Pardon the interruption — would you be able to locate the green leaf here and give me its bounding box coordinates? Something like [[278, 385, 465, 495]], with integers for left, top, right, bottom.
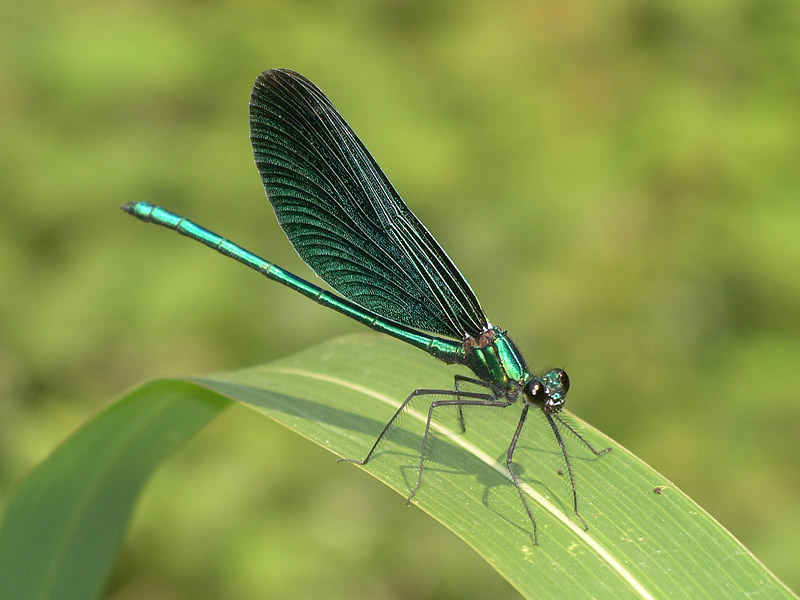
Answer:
[[0, 382, 231, 600], [0, 335, 795, 599]]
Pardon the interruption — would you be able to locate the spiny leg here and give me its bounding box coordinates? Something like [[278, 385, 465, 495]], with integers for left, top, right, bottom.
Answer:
[[544, 413, 589, 531], [554, 414, 612, 456], [407, 395, 514, 505], [339, 386, 497, 467], [506, 404, 540, 545]]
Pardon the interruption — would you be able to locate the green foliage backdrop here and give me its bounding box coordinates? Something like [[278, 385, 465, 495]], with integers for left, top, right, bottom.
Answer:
[[2, 1, 798, 598]]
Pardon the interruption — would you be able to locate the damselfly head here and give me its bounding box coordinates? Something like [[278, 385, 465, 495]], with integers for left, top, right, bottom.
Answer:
[[523, 368, 569, 412]]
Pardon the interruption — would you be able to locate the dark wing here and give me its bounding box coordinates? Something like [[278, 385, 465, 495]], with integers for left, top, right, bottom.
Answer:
[[249, 69, 487, 339]]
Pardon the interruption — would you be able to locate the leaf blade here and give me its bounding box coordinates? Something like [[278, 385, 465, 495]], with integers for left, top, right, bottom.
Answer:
[[192, 335, 795, 599], [0, 335, 794, 599], [0, 383, 231, 600]]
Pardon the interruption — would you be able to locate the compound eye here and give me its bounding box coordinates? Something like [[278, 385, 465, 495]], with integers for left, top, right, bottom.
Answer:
[[524, 380, 547, 405], [555, 369, 570, 393]]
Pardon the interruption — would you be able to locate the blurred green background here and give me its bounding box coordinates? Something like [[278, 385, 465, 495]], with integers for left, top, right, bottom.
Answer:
[[2, 1, 799, 598]]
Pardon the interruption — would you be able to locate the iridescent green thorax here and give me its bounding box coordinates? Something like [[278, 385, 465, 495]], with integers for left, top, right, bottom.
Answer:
[[464, 327, 530, 391]]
